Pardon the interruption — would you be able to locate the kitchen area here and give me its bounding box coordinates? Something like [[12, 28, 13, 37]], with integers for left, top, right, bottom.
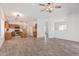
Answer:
[[5, 21, 37, 40]]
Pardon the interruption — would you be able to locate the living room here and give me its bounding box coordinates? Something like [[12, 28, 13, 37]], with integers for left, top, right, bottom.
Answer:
[[0, 3, 79, 56]]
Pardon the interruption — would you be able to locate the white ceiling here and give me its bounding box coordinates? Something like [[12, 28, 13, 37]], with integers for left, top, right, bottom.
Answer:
[[0, 3, 79, 22]]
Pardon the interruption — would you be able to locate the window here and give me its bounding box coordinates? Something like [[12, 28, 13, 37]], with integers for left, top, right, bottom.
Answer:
[[59, 24, 67, 31]]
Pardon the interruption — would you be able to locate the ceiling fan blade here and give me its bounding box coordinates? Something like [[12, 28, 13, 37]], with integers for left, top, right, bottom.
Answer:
[[55, 6, 61, 8], [40, 8, 46, 12], [39, 4, 45, 6]]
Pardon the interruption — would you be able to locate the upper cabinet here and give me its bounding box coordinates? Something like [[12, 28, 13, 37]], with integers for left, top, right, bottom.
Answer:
[[5, 21, 10, 29]]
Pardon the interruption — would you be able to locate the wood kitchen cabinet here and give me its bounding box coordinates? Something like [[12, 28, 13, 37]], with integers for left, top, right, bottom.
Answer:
[[5, 32, 12, 40], [5, 21, 10, 29], [33, 24, 37, 38], [20, 32, 27, 38], [33, 31, 37, 38]]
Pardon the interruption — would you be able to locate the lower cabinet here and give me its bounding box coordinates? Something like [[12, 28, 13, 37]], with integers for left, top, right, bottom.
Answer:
[[20, 32, 27, 38], [5, 32, 12, 40], [33, 31, 37, 38]]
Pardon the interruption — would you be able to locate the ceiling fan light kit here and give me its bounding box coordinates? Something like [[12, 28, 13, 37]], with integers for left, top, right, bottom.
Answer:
[[39, 3, 62, 13]]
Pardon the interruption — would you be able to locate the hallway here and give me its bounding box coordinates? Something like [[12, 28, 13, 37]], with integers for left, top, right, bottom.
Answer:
[[0, 37, 79, 56]]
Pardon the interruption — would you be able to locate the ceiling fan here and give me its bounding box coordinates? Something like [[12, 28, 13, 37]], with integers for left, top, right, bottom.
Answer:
[[39, 3, 62, 13]]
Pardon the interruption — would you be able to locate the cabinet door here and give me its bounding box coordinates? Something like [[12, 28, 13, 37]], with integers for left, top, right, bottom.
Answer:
[[5, 32, 12, 40], [5, 21, 9, 29], [33, 31, 37, 38]]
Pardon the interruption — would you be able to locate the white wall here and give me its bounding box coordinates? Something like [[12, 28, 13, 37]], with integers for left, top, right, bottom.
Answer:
[[55, 14, 79, 42], [37, 14, 79, 42], [26, 23, 33, 36], [26, 21, 37, 36], [0, 19, 4, 48], [37, 19, 46, 38], [0, 7, 6, 48]]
